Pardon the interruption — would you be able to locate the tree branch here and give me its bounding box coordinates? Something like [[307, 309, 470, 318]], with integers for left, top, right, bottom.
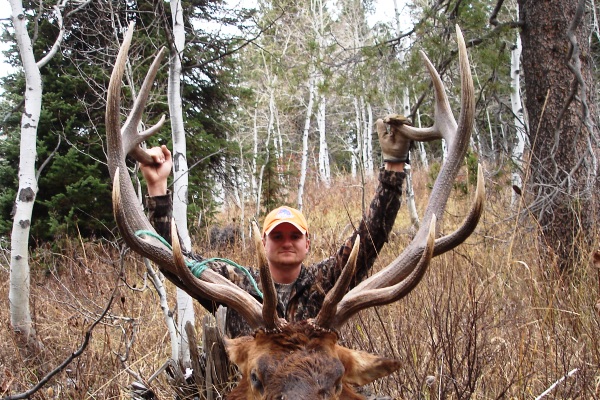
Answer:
[[37, 0, 92, 69], [35, 135, 61, 180], [489, 0, 507, 26], [183, 10, 285, 71], [551, 0, 597, 187]]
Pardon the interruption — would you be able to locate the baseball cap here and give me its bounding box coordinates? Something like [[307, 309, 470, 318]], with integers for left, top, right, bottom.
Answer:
[[262, 206, 309, 236]]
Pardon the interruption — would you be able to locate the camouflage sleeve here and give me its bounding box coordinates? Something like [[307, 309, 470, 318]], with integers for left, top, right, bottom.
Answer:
[[146, 193, 173, 244], [319, 168, 405, 292]]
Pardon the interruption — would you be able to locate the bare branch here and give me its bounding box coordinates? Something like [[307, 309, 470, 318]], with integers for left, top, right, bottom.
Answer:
[[489, 0, 508, 26], [35, 135, 61, 180], [184, 10, 285, 71]]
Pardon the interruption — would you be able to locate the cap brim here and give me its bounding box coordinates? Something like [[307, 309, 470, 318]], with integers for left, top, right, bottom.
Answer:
[[264, 221, 307, 236]]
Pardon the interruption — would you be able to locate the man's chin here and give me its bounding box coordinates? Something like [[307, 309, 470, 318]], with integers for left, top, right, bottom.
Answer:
[[274, 260, 300, 269]]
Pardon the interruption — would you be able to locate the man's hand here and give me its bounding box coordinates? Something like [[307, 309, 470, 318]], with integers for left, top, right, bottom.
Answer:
[[376, 114, 412, 164], [139, 145, 172, 196]]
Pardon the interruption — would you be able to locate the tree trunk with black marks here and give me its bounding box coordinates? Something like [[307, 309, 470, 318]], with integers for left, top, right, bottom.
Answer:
[[517, 0, 600, 271], [9, 0, 44, 343]]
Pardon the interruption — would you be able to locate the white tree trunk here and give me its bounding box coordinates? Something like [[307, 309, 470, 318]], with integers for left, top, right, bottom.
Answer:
[[441, 139, 448, 162], [353, 97, 362, 169], [169, 0, 194, 365], [311, 0, 331, 186], [9, 1, 38, 339], [230, 152, 247, 245], [251, 105, 259, 205], [8, 0, 68, 342], [349, 107, 357, 180], [365, 101, 374, 175], [402, 90, 419, 228], [404, 164, 420, 229], [413, 101, 429, 169], [264, 73, 283, 164], [354, 96, 374, 177], [266, 80, 285, 184], [345, 126, 358, 179], [360, 98, 372, 176], [257, 102, 274, 213], [317, 93, 330, 186], [145, 259, 179, 360], [297, 71, 316, 211], [510, 34, 528, 206], [485, 108, 495, 161]]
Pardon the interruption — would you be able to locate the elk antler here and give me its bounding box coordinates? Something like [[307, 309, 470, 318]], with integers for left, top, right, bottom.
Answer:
[[314, 233, 361, 325], [252, 222, 287, 331], [106, 22, 275, 330], [105, 23, 166, 168], [315, 25, 484, 331]]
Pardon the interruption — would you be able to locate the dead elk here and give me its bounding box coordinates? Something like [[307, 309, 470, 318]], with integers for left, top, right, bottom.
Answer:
[[106, 22, 484, 400]]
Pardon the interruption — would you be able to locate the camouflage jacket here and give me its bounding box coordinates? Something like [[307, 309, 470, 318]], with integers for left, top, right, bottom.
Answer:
[[146, 168, 405, 337]]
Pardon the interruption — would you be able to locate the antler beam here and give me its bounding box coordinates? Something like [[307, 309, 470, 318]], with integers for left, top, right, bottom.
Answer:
[[106, 22, 269, 330]]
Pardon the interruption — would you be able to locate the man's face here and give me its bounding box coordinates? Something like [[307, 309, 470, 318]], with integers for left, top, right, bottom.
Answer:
[[263, 222, 310, 271]]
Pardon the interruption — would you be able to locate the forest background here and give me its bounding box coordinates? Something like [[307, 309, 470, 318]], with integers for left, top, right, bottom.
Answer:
[[1, 0, 600, 399]]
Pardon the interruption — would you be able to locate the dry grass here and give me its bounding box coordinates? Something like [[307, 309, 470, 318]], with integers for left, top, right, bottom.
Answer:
[[1, 166, 599, 399]]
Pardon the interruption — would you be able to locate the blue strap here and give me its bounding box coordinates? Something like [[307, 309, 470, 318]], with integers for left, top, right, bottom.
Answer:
[[134, 230, 263, 299]]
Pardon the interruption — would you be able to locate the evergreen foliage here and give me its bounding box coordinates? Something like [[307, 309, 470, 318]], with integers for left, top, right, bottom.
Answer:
[[0, 0, 250, 243]]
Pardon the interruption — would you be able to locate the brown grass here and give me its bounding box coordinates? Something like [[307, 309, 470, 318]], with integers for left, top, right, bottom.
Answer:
[[1, 167, 599, 399]]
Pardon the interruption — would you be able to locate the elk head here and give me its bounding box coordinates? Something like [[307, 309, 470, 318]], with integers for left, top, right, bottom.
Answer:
[[106, 22, 484, 400]]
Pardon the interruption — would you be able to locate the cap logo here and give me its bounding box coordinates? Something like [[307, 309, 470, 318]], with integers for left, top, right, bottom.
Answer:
[[262, 205, 308, 236], [276, 208, 294, 219]]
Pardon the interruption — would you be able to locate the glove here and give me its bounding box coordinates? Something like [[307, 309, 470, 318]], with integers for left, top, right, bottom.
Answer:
[[376, 114, 413, 163]]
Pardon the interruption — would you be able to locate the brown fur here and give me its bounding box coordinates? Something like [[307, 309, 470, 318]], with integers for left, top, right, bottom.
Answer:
[[225, 321, 400, 399]]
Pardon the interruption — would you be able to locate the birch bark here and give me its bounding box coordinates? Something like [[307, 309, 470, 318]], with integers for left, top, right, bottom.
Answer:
[[8, 0, 69, 342], [510, 34, 527, 207], [168, 0, 194, 364], [297, 71, 315, 211], [317, 94, 331, 186], [402, 89, 419, 228]]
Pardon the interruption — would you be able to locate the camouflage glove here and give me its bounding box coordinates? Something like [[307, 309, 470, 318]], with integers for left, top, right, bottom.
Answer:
[[376, 114, 413, 164]]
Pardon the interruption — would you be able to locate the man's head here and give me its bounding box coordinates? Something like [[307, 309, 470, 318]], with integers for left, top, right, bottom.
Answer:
[[262, 207, 310, 284], [262, 206, 309, 237]]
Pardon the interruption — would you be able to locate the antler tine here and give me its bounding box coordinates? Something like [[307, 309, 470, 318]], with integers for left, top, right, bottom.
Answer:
[[106, 22, 167, 167], [391, 25, 473, 149], [402, 25, 474, 233], [107, 24, 267, 330], [314, 235, 360, 328], [252, 223, 286, 331], [320, 25, 479, 329], [323, 217, 436, 331], [121, 44, 167, 164], [433, 164, 485, 256]]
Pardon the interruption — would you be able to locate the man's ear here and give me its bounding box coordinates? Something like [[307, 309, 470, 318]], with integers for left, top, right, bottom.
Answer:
[[336, 345, 401, 386]]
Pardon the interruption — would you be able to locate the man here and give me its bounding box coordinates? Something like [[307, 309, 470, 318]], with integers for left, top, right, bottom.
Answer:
[[140, 116, 410, 338]]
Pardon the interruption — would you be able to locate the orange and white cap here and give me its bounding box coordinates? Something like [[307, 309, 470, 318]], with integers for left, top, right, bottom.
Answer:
[[262, 206, 309, 236]]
